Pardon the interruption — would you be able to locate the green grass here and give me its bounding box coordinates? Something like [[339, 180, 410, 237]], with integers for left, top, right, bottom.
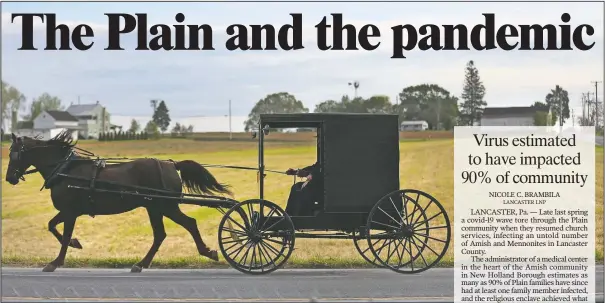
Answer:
[[1, 134, 603, 269]]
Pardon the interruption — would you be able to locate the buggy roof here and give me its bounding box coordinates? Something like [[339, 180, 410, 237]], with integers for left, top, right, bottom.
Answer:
[[259, 113, 398, 128]]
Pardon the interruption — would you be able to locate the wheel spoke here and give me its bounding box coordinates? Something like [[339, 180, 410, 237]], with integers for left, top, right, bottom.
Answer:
[[410, 237, 429, 268], [413, 211, 443, 228], [395, 238, 405, 267], [263, 217, 285, 232], [258, 208, 277, 230], [413, 232, 447, 243], [412, 200, 433, 226], [222, 227, 247, 236], [370, 220, 399, 230], [415, 225, 448, 231], [389, 197, 406, 225], [406, 193, 420, 225], [413, 234, 441, 257], [377, 207, 402, 227], [226, 214, 248, 232]]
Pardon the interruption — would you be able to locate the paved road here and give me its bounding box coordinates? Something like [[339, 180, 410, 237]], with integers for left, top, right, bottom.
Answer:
[[2, 267, 604, 302], [597, 136, 604, 146]]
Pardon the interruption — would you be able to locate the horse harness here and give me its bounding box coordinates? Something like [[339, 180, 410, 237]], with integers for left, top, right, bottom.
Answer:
[[87, 159, 106, 218]]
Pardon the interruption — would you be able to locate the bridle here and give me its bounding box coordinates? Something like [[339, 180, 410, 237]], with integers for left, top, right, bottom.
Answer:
[[8, 141, 95, 182]]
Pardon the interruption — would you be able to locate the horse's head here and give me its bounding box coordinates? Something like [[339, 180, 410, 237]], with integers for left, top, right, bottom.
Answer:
[[5, 131, 76, 185]]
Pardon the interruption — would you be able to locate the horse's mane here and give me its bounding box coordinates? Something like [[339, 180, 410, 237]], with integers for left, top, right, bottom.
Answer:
[[45, 130, 77, 148]]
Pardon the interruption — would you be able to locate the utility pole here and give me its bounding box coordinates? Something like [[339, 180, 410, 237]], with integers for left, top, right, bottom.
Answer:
[[592, 81, 602, 130], [586, 92, 592, 126], [582, 93, 587, 126], [437, 98, 441, 131], [229, 100, 232, 140], [558, 90, 563, 132]]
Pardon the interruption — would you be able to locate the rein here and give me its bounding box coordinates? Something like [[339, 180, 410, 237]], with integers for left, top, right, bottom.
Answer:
[[17, 146, 288, 178]]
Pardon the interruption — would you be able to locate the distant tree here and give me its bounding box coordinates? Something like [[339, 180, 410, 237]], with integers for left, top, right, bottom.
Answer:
[[545, 85, 570, 128], [394, 84, 459, 130], [171, 122, 182, 137], [152, 100, 171, 133], [459, 60, 487, 126], [128, 119, 140, 133], [1, 81, 26, 132], [314, 95, 395, 114], [186, 124, 194, 133], [532, 101, 551, 126], [363, 95, 393, 113], [244, 92, 309, 132], [145, 120, 161, 139], [23, 93, 63, 121], [314, 99, 345, 113]]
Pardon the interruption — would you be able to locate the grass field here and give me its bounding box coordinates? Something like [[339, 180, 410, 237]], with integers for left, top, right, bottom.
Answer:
[[1, 132, 603, 269]]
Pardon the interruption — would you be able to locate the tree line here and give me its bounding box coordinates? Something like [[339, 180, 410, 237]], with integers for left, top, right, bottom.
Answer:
[[243, 60, 581, 132]]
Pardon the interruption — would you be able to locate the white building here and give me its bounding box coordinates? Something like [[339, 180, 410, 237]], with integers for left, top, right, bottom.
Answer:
[[66, 101, 111, 139], [480, 106, 551, 126], [400, 120, 429, 131], [14, 110, 80, 141]]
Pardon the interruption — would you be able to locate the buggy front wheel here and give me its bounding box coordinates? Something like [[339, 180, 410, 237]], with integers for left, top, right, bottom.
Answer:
[[352, 228, 384, 268], [218, 199, 295, 275], [366, 189, 451, 274]]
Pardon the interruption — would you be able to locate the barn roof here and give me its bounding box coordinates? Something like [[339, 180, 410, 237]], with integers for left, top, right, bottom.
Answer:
[[45, 110, 79, 122], [482, 106, 538, 116], [16, 121, 33, 129], [66, 103, 102, 116]]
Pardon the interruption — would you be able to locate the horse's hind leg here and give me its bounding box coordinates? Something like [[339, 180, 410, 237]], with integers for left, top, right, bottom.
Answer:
[[43, 213, 78, 272], [48, 212, 82, 249], [131, 207, 166, 273], [164, 206, 219, 262]]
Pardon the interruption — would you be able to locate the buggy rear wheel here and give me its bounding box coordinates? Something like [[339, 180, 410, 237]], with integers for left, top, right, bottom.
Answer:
[[352, 229, 384, 268], [218, 199, 295, 275], [366, 189, 451, 274]]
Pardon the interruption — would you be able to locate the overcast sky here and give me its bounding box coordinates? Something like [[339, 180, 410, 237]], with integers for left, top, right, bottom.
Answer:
[[2, 2, 603, 121]]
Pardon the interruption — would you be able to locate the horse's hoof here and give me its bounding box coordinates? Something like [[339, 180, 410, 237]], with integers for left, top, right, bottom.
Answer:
[[205, 250, 219, 262], [42, 263, 57, 272], [131, 265, 143, 273], [70, 238, 83, 249]]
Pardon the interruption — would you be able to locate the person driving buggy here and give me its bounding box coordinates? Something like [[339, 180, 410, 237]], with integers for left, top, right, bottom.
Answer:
[[284, 162, 322, 216]]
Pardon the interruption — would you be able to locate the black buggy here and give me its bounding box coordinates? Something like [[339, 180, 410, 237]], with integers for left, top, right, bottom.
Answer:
[[217, 113, 452, 275]]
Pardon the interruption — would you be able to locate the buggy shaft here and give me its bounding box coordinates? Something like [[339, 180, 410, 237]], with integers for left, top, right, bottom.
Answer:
[[57, 173, 236, 202], [67, 185, 238, 209]]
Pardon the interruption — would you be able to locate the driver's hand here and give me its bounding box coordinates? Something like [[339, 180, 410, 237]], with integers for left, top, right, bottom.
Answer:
[[286, 168, 297, 175]]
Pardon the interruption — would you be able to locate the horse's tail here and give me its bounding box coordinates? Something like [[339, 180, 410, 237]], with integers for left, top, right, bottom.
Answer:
[[174, 160, 232, 196]]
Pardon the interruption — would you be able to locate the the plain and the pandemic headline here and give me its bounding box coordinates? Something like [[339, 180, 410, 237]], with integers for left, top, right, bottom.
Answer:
[[11, 12, 596, 58]]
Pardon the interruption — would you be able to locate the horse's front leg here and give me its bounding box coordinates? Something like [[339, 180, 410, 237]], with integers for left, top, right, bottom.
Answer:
[[43, 213, 78, 272], [48, 212, 83, 249]]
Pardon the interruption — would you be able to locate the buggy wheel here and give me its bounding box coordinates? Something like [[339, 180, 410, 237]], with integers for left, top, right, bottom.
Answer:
[[352, 229, 384, 268], [218, 199, 295, 275], [366, 189, 451, 274]]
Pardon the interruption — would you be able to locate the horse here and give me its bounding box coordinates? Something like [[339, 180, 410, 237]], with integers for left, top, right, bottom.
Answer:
[[4, 131, 233, 273]]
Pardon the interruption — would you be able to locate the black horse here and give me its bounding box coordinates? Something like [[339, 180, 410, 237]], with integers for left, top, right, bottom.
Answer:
[[4, 131, 232, 273]]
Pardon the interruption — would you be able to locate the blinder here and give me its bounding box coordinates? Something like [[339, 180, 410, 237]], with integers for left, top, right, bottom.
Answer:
[[9, 150, 20, 161]]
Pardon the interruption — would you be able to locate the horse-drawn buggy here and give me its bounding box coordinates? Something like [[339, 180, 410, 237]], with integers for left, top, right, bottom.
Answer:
[[5, 113, 451, 275]]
